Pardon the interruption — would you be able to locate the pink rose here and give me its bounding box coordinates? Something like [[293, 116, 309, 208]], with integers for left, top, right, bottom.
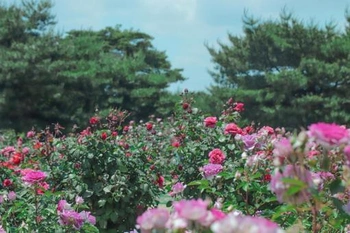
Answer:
[[173, 199, 208, 221], [137, 208, 170, 231], [224, 123, 242, 136], [22, 170, 47, 184], [208, 148, 226, 164], [308, 122, 349, 147], [204, 117, 217, 128]]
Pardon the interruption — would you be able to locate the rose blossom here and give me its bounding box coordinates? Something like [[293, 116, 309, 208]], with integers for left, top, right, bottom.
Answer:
[[22, 170, 47, 184], [58, 210, 85, 230], [224, 123, 242, 136], [204, 117, 217, 128], [169, 182, 186, 196], [241, 134, 258, 151], [270, 165, 314, 205], [208, 148, 226, 164], [202, 164, 223, 179], [136, 208, 170, 232], [273, 138, 293, 158], [57, 200, 72, 212], [308, 122, 349, 147], [211, 214, 283, 233], [173, 199, 208, 221], [7, 191, 16, 201]]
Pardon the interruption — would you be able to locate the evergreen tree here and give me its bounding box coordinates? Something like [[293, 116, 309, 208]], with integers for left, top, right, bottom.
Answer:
[[207, 9, 350, 129], [0, 0, 184, 132]]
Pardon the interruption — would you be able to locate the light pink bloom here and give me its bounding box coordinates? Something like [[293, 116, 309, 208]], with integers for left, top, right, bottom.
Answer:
[[204, 117, 217, 128], [170, 182, 186, 196], [270, 165, 313, 205], [80, 211, 96, 225], [26, 130, 36, 138], [21, 147, 30, 155], [57, 200, 72, 212], [22, 170, 47, 184], [173, 199, 208, 221], [308, 122, 349, 147], [1, 146, 16, 157], [7, 191, 16, 201], [211, 214, 283, 233], [208, 148, 226, 164], [75, 196, 84, 205], [0, 225, 5, 233], [136, 208, 170, 232], [273, 138, 293, 158]]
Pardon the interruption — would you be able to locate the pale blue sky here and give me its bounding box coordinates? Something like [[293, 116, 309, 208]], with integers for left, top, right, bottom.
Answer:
[[50, 0, 349, 91]]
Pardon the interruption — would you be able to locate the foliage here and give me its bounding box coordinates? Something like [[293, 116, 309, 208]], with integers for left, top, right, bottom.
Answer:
[[206, 9, 350, 129], [0, 0, 184, 132]]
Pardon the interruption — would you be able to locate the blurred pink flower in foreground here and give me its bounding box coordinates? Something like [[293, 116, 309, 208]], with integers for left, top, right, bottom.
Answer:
[[308, 122, 349, 147]]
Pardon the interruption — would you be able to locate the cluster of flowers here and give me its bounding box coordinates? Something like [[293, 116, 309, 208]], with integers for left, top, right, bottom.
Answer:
[[57, 199, 96, 230], [135, 199, 284, 233], [270, 122, 350, 206]]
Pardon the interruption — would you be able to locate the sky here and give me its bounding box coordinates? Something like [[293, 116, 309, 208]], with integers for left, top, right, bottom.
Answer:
[[49, 0, 349, 91]]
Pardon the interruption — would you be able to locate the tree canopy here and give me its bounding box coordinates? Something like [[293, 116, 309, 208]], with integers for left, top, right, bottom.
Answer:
[[207, 9, 350, 129], [0, 0, 184, 132]]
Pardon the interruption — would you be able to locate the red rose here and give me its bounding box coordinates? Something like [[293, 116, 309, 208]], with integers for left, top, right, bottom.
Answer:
[[3, 178, 12, 187], [101, 132, 108, 140], [89, 116, 99, 125], [146, 122, 153, 131], [182, 103, 189, 110]]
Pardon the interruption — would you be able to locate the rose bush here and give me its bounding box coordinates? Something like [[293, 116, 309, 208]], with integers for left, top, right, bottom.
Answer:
[[0, 90, 350, 232]]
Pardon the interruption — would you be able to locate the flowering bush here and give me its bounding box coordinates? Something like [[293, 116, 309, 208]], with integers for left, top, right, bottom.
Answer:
[[0, 90, 350, 232]]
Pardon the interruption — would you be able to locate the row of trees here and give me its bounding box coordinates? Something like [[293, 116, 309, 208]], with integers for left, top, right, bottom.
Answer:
[[1, 1, 350, 132], [0, 0, 184, 131]]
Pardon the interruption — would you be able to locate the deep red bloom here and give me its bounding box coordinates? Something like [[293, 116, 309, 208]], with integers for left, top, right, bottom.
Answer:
[[101, 132, 108, 140], [89, 116, 99, 125], [146, 122, 153, 131], [3, 179, 12, 187], [263, 174, 271, 182], [182, 103, 189, 110], [156, 175, 165, 188], [112, 131, 118, 137]]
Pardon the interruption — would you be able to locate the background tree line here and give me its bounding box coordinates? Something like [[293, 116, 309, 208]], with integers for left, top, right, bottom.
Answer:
[[1, 1, 349, 132]]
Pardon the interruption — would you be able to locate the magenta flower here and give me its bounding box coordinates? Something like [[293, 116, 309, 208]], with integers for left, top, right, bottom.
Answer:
[[58, 210, 85, 230], [202, 164, 223, 179], [204, 117, 217, 128], [308, 122, 349, 147], [0, 225, 5, 233], [22, 170, 47, 184], [173, 199, 208, 221], [136, 208, 170, 232], [270, 165, 314, 205], [208, 148, 226, 164]]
